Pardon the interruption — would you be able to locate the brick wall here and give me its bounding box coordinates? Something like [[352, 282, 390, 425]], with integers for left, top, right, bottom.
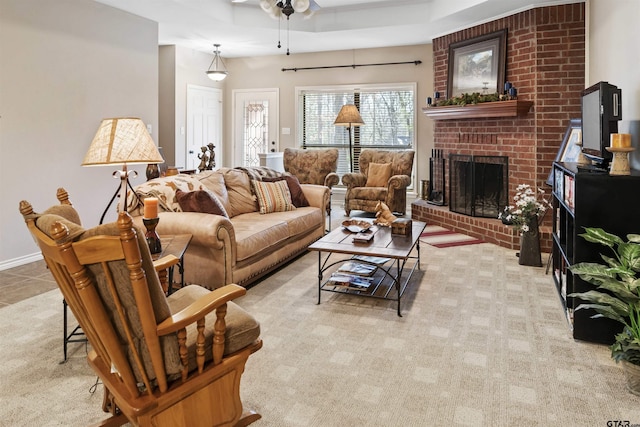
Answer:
[[414, 3, 585, 253]]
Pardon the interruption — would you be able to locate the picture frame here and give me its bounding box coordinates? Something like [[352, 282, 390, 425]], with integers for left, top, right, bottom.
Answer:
[[545, 118, 582, 186], [447, 29, 507, 98], [556, 118, 583, 163]]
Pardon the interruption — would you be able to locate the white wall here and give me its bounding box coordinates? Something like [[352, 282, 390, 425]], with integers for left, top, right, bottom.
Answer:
[[587, 0, 640, 167], [0, 0, 158, 268]]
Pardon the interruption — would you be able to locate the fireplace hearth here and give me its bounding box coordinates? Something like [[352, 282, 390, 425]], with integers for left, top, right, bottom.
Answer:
[[449, 155, 508, 218]]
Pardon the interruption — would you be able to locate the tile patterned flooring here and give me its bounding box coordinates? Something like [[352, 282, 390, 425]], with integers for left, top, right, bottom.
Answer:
[[0, 260, 58, 307]]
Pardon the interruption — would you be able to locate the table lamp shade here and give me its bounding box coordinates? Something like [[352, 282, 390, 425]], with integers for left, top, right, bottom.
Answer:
[[82, 118, 164, 166], [334, 104, 364, 127]]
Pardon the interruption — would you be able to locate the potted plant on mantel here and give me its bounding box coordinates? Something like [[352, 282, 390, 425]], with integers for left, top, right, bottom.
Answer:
[[569, 227, 640, 396]]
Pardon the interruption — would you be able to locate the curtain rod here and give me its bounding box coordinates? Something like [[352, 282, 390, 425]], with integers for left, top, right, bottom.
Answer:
[[282, 60, 422, 72]]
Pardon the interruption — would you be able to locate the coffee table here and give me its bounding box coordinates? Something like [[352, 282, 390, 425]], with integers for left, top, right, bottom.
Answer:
[[308, 219, 426, 316]]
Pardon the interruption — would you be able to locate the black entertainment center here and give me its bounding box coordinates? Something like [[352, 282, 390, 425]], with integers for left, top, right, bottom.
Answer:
[[550, 81, 636, 344]]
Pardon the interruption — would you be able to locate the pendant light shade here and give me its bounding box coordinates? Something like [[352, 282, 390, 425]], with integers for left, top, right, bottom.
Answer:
[[206, 44, 228, 81]]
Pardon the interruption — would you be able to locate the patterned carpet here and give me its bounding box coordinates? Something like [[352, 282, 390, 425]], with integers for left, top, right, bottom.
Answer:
[[1, 243, 639, 426]]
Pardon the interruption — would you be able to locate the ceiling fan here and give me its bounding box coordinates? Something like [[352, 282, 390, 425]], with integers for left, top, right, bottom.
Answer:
[[232, 0, 321, 54], [232, 0, 320, 19]]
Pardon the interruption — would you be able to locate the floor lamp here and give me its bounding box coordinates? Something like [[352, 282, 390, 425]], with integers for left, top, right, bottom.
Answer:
[[82, 118, 164, 223], [334, 104, 364, 172]]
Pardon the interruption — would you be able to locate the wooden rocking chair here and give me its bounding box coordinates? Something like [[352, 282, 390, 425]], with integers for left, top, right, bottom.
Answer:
[[19, 188, 262, 427]]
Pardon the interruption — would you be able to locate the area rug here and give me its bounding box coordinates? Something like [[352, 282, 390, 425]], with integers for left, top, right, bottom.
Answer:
[[2, 245, 638, 426], [420, 225, 485, 248]]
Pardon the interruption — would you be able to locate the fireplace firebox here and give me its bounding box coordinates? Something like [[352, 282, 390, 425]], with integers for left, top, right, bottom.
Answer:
[[449, 155, 508, 218]]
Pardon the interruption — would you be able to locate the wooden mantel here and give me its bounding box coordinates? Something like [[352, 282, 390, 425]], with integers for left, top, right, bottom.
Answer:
[[422, 99, 534, 120]]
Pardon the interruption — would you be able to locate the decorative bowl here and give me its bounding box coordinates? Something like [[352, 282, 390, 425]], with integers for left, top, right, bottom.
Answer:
[[342, 219, 372, 233]]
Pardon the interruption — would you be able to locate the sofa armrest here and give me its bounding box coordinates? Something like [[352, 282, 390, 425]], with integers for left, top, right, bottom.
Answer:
[[388, 174, 411, 190], [132, 212, 237, 287], [324, 172, 340, 189], [341, 173, 367, 189], [300, 184, 329, 211]]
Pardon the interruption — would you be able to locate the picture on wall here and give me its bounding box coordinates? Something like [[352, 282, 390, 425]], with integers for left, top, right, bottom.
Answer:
[[446, 29, 507, 98]]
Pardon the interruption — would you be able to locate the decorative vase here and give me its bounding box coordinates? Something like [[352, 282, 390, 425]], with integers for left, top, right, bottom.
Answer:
[[519, 217, 542, 267], [622, 360, 640, 396]]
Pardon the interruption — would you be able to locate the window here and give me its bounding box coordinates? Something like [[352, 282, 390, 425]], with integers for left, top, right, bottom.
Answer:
[[297, 83, 416, 176]]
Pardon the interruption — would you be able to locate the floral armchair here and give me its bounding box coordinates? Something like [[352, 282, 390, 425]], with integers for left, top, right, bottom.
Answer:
[[342, 149, 414, 216], [283, 148, 340, 228]]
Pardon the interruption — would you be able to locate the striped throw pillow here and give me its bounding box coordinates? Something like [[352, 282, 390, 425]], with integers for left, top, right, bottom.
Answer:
[[251, 179, 296, 214]]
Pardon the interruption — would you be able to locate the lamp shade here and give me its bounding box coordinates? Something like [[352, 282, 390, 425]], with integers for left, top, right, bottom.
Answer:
[[82, 118, 163, 166], [334, 104, 364, 127]]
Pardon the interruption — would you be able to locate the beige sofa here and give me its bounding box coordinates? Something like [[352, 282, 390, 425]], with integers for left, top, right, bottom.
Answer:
[[128, 167, 329, 290]]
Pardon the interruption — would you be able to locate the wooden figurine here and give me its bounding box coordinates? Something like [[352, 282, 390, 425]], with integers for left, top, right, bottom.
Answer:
[[373, 201, 397, 226]]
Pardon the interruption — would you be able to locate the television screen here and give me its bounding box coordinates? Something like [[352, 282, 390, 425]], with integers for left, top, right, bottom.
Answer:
[[580, 81, 622, 164]]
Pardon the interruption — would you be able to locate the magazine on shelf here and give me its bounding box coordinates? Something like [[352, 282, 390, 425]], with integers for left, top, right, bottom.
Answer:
[[352, 255, 391, 266], [326, 273, 375, 290], [337, 261, 377, 276]]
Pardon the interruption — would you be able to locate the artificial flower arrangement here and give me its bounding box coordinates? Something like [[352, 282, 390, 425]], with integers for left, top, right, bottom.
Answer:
[[498, 184, 551, 234]]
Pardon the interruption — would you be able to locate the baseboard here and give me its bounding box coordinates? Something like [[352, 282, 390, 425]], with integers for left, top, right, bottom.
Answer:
[[0, 252, 43, 271]]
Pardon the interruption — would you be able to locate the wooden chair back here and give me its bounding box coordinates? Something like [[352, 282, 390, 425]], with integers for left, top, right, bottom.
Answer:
[[19, 189, 262, 427]]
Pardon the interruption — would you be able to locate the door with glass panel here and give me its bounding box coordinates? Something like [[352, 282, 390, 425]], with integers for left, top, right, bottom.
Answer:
[[233, 89, 279, 167]]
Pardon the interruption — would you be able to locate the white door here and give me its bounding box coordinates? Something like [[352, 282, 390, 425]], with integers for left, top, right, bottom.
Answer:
[[187, 85, 222, 171], [233, 89, 279, 167]]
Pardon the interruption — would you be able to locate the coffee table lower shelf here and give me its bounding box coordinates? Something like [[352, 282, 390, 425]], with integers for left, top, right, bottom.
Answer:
[[316, 253, 420, 317]]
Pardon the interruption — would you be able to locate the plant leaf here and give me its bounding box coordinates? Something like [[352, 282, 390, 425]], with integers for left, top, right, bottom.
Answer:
[[579, 227, 624, 248]]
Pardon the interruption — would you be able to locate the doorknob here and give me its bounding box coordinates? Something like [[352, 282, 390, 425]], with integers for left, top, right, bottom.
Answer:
[[189, 150, 194, 154]]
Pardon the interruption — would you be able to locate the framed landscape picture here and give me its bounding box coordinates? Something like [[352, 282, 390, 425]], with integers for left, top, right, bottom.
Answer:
[[546, 118, 582, 186], [447, 29, 507, 98]]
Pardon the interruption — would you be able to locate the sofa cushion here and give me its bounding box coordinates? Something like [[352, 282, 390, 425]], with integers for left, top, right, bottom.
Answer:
[[252, 180, 296, 214], [265, 207, 323, 237], [366, 162, 392, 187], [232, 213, 290, 262], [222, 169, 257, 217], [263, 175, 309, 208], [175, 189, 228, 217]]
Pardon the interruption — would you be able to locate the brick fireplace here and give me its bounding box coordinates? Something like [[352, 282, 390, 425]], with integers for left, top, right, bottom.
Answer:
[[412, 3, 585, 253]]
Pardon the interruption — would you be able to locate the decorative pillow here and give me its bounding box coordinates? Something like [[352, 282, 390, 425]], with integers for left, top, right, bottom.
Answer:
[[251, 180, 296, 214], [366, 162, 393, 187], [222, 169, 258, 217], [262, 175, 309, 208], [195, 170, 231, 214], [128, 174, 206, 213], [175, 189, 228, 217]]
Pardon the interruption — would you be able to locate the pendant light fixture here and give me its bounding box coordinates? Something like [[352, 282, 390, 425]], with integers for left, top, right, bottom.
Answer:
[[206, 44, 228, 81]]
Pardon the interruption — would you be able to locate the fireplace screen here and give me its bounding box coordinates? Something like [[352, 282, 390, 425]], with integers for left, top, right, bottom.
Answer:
[[449, 155, 508, 218]]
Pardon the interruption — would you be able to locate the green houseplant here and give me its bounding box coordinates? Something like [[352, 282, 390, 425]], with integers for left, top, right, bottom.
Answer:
[[569, 227, 640, 395]]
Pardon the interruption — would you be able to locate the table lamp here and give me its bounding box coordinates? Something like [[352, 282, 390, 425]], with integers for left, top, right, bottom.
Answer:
[[334, 104, 364, 172], [82, 117, 164, 223]]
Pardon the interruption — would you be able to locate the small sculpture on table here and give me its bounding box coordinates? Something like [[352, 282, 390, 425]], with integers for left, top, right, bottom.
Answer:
[[197, 146, 210, 173], [373, 201, 397, 227], [207, 143, 216, 170]]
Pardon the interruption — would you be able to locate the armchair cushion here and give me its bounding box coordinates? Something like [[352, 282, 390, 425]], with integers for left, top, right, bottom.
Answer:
[[263, 175, 310, 208], [365, 162, 392, 187], [175, 189, 228, 218], [167, 285, 260, 360], [251, 180, 296, 214]]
